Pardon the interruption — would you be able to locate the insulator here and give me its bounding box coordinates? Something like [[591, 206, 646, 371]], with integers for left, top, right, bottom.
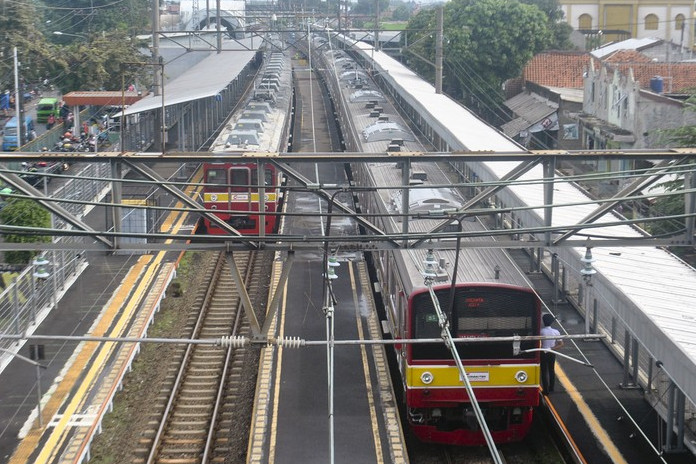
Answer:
[[218, 336, 248, 348], [276, 336, 305, 348]]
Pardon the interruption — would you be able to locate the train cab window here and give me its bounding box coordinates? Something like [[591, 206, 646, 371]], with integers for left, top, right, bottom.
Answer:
[[229, 168, 250, 192], [247, 167, 275, 191], [205, 168, 228, 186], [411, 287, 538, 360]]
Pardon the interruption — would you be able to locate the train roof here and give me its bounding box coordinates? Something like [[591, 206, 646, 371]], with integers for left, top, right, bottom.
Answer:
[[317, 37, 533, 295], [368, 161, 533, 294], [337, 33, 696, 401], [210, 49, 292, 153]]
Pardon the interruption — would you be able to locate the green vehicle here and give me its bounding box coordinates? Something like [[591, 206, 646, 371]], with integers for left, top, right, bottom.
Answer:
[[36, 97, 60, 124]]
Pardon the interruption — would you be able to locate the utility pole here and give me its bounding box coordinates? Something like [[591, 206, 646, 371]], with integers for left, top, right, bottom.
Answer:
[[153, 0, 161, 97], [435, 6, 443, 94], [153, 0, 164, 153], [13, 46, 22, 148], [374, 0, 380, 51]]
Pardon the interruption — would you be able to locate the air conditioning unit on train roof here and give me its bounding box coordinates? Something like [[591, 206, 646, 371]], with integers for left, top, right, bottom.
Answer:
[[410, 169, 427, 182]]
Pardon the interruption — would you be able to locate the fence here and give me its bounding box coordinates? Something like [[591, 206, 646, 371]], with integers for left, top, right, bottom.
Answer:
[[0, 161, 114, 374]]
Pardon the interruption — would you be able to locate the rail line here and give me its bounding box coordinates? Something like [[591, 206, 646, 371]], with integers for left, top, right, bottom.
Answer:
[[134, 250, 263, 464]]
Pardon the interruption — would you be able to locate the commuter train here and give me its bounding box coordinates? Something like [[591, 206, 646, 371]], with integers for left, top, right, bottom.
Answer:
[[201, 44, 293, 235], [310, 33, 543, 445]]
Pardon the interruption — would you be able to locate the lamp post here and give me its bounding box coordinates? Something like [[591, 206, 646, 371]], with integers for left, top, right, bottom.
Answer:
[[31, 256, 51, 326], [0, 348, 46, 427], [580, 239, 597, 336]]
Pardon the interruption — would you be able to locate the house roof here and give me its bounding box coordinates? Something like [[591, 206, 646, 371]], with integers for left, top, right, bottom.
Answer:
[[603, 50, 655, 63], [501, 92, 558, 137], [590, 38, 662, 59], [593, 57, 696, 93], [522, 51, 591, 89]]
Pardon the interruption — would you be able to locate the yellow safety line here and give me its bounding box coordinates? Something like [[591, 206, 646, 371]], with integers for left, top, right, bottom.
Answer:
[[8, 255, 153, 464], [556, 365, 628, 464], [12, 171, 204, 464], [34, 251, 165, 464], [268, 277, 289, 464], [349, 262, 385, 464], [70, 198, 195, 463]]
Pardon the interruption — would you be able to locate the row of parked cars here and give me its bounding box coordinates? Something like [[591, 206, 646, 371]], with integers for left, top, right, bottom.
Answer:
[[1, 97, 62, 151]]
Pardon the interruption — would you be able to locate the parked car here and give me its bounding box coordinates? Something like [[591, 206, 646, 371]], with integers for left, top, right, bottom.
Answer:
[[2, 115, 34, 151], [20, 161, 68, 187], [36, 97, 60, 124]]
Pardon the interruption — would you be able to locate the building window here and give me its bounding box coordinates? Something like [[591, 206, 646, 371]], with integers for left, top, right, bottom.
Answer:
[[675, 14, 685, 30], [645, 14, 659, 30], [579, 14, 592, 30]]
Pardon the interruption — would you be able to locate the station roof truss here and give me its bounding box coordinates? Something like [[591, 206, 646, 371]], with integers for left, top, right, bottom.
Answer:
[[0, 149, 694, 253]]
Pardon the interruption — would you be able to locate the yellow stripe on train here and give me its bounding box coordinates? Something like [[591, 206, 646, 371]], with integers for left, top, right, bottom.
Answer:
[[203, 192, 278, 202], [406, 365, 540, 388]]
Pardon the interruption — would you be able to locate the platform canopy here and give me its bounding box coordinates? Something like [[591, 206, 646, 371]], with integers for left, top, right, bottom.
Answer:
[[62, 91, 143, 107]]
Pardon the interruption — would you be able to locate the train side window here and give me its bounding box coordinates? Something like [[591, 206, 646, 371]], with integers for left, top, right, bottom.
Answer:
[[248, 167, 275, 192], [229, 168, 249, 192]]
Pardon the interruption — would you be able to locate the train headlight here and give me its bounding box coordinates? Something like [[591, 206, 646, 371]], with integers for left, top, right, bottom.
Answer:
[[420, 371, 434, 385], [515, 370, 528, 383]]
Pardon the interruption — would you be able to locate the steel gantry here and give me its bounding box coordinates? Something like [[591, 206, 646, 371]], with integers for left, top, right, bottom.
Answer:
[[0, 149, 695, 252]]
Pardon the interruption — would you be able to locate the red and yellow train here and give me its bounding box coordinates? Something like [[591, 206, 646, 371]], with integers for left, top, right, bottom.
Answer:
[[201, 49, 293, 236], [201, 161, 282, 235]]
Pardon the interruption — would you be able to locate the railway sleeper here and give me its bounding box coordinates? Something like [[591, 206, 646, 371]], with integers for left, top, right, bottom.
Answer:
[[172, 411, 212, 418], [157, 455, 201, 464], [166, 428, 208, 435]]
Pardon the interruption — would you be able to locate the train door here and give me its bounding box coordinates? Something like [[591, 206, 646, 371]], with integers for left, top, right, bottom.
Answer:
[[228, 166, 253, 213]]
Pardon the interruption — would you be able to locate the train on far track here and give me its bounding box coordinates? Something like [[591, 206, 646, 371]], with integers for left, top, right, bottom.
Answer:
[[310, 31, 544, 445], [200, 40, 294, 235]]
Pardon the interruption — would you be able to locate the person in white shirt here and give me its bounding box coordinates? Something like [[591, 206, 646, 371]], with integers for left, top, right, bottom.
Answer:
[[540, 313, 563, 395]]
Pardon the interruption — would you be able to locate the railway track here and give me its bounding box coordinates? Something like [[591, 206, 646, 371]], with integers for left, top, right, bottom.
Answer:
[[134, 250, 264, 464]]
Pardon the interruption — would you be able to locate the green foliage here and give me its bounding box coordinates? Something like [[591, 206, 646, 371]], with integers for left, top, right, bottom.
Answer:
[[353, 0, 391, 16], [0, 199, 51, 265], [647, 92, 696, 237], [391, 5, 412, 21], [43, 0, 150, 37], [0, 0, 150, 94], [0, 1, 57, 86], [56, 33, 150, 93], [404, 0, 553, 123]]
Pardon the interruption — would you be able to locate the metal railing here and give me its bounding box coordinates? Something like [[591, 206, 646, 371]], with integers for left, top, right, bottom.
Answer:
[[0, 161, 114, 372]]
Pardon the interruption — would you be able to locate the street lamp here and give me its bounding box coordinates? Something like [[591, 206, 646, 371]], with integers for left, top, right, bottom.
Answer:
[[31, 256, 51, 326], [580, 239, 597, 336], [0, 348, 46, 428]]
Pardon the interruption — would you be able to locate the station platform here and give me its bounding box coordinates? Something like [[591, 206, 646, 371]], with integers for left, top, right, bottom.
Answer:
[[247, 257, 408, 464], [512, 249, 695, 464], [0, 164, 199, 463]]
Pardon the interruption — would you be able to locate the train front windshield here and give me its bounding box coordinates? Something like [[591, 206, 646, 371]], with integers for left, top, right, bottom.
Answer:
[[205, 166, 276, 191], [411, 287, 538, 361]]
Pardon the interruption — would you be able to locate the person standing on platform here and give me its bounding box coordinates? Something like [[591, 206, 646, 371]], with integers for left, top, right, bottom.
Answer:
[[540, 313, 563, 395]]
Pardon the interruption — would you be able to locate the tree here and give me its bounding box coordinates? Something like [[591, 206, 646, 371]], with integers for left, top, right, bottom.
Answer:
[[0, 199, 51, 265], [0, 1, 59, 87], [392, 4, 412, 22], [520, 0, 574, 50], [647, 93, 696, 239], [404, 0, 553, 124], [55, 32, 149, 93], [43, 0, 150, 38]]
